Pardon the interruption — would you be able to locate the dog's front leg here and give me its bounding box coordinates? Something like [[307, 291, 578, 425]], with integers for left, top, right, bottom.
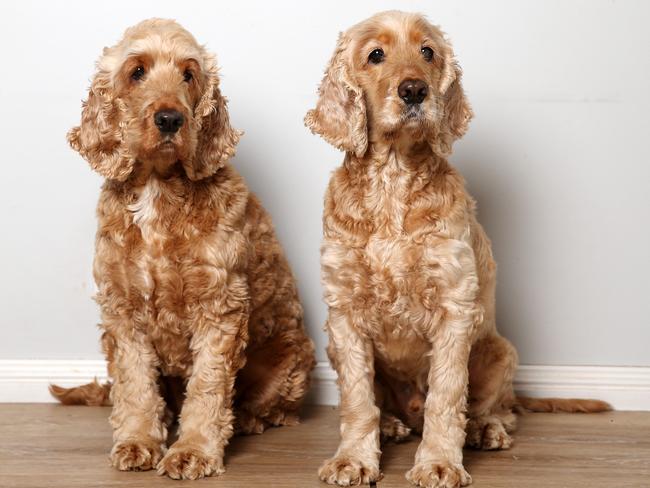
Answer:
[[108, 328, 167, 471], [319, 309, 381, 486], [157, 281, 249, 480], [405, 327, 473, 488], [406, 239, 480, 488]]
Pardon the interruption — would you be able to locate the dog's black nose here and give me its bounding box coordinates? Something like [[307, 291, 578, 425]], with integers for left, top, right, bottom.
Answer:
[[154, 110, 184, 134], [398, 79, 428, 105]]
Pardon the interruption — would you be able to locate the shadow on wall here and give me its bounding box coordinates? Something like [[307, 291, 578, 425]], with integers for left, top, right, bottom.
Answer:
[[454, 123, 533, 360], [222, 122, 333, 362]]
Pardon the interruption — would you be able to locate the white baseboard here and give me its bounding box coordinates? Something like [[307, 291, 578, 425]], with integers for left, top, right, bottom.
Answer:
[[1, 360, 648, 411], [0, 359, 108, 403], [514, 365, 650, 411]]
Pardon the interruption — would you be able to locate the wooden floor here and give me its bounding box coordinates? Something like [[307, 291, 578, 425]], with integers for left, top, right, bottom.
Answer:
[[0, 405, 648, 488]]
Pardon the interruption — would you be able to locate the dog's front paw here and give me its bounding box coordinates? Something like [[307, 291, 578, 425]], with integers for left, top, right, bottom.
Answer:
[[318, 454, 381, 486], [406, 461, 471, 488], [110, 439, 164, 471], [157, 444, 224, 480]]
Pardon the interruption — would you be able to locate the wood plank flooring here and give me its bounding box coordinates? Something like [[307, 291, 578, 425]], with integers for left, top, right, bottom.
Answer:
[[0, 404, 648, 487]]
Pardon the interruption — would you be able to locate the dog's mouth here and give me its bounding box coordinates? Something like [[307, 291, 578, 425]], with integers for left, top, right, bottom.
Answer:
[[403, 105, 424, 120], [397, 105, 428, 130], [157, 137, 178, 153]]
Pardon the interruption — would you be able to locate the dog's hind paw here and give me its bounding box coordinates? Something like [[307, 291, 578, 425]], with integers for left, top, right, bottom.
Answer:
[[380, 413, 412, 442], [465, 417, 513, 450]]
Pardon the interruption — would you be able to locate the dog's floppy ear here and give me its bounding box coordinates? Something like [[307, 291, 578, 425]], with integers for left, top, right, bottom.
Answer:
[[183, 54, 241, 180], [305, 33, 368, 158], [430, 42, 473, 157], [67, 62, 135, 181]]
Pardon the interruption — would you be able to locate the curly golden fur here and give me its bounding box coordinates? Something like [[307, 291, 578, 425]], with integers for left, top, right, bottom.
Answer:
[[50, 18, 315, 480], [306, 11, 609, 487]]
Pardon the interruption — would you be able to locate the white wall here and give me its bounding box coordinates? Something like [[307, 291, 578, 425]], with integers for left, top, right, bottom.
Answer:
[[0, 0, 648, 367]]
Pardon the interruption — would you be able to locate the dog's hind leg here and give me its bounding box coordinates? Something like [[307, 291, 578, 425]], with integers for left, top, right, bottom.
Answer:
[[466, 334, 518, 450], [235, 320, 316, 435]]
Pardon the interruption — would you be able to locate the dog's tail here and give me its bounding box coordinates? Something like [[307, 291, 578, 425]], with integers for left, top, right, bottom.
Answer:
[[49, 380, 112, 406], [516, 396, 611, 413]]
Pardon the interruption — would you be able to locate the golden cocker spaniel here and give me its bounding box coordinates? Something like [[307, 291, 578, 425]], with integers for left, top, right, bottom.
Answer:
[[306, 11, 609, 487], [51, 19, 315, 480]]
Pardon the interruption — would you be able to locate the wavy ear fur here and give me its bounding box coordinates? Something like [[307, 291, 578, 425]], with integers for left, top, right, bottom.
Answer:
[[183, 55, 241, 180], [67, 68, 135, 181], [304, 33, 367, 158], [431, 44, 473, 157]]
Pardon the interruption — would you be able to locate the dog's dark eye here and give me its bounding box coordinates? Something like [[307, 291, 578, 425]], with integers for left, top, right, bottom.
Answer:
[[183, 69, 193, 82], [131, 66, 145, 81], [421, 47, 434, 62], [368, 48, 384, 64]]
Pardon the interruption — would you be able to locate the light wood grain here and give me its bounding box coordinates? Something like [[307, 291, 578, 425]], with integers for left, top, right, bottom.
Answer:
[[0, 404, 648, 487]]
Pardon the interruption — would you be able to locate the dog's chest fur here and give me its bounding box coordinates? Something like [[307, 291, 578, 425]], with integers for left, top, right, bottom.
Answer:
[[323, 154, 475, 379], [128, 177, 164, 248], [127, 178, 168, 300], [124, 177, 198, 375]]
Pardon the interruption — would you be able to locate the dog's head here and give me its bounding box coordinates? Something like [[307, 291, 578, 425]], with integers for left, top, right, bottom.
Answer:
[[68, 18, 240, 181], [305, 11, 472, 158]]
